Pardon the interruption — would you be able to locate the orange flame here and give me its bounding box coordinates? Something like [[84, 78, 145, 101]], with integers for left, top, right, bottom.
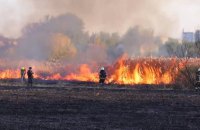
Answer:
[[0, 69, 20, 79], [108, 56, 177, 84], [64, 64, 98, 82], [0, 56, 187, 85]]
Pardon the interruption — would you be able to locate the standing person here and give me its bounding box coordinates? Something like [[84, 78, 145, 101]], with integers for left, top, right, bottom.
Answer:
[[195, 68, 200, 89], [27, 67, 34, 87], [20, 67, 26, 83], [99, 67, 107, 84]]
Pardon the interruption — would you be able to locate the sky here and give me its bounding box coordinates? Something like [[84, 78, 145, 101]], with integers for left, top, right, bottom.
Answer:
[[0, 0, 200, 39]]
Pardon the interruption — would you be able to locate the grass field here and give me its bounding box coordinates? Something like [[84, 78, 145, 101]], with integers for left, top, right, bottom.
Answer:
[[0, 81, 199, 130]]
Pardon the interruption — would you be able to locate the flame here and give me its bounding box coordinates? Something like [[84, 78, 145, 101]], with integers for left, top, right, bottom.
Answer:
[[44, 73, 62, 80], [107, 56, 178, 84], [0, 69, 20, 79], [0, 56, 188, 85], [64, 64, 98, 82], [0, 68, 40, 79]]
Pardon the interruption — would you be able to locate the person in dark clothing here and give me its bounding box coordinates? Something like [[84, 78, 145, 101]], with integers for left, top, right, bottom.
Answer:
[[196, 68, 200, 82], [99, 67, 107, 84], [27, 67, 34, 87], [195, 68, 200, 89]]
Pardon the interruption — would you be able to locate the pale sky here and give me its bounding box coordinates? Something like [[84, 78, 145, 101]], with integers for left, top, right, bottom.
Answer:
[[0, 0, 200, 39]]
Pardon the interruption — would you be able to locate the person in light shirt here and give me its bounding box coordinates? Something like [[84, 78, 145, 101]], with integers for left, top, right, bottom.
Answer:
[[20, 67, 26, 83]]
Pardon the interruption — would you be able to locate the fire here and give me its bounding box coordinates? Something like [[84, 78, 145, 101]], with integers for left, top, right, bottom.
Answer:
[[0, 68, 40, 79], [43, 73, 62, 80], [64, 64, 98, 82], [0, 69, 20, 79], [107, 56, 179, 84], [0, 56, 187, 85]]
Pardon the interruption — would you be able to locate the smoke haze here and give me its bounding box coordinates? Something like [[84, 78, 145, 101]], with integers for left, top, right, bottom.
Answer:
[[0, 0, 199, 64], [0, 0, 185, 38], [0, 1, 199, 83], [27, 0, 175, 36]]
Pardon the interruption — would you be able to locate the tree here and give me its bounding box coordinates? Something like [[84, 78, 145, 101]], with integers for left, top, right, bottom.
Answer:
[[49, 33, 77, 62]]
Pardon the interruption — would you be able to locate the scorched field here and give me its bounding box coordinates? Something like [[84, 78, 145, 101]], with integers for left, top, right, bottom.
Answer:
[[0, 81, 199, 130]]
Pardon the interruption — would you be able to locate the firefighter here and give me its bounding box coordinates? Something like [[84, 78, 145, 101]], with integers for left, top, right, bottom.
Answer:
[[27, 67, 34, 87], [99, 67, 107, 84], [195, 68, 200, 89], [20, 67, 26, 83]]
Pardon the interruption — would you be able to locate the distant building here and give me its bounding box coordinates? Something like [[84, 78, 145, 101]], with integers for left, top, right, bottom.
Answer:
[[195, 30, 200, 43], [182, 31, 194, 43]]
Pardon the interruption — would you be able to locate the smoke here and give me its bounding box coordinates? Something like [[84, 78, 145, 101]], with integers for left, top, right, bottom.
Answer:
[[0, 13, 166, 63], [0, 0, 180, 38], [17, 13, 87, 61], [119, 26, 162, 57], [24, 0, 176, 37], [0, 12, 183, 79], [0, 35, 16, 58], [0, 0, 199, 82]]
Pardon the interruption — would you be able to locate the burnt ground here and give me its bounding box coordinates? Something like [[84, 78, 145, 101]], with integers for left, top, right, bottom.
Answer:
[[0, 82, 199, 130]]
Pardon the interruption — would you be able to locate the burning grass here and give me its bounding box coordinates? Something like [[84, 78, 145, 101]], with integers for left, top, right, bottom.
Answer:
[[0, 56, 200, 86]]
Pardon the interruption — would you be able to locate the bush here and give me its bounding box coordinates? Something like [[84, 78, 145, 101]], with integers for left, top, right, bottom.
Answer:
[[174, 65, 198, 89]]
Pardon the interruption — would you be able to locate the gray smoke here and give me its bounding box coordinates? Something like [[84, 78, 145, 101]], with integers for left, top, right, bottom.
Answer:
[[0, 35, 16, 58], [17, 13, 88, 61], [0, 13, 172, 67], [25, 0, 176, 37], [119, 26, 162, 57], [0, 0, 179, 38]]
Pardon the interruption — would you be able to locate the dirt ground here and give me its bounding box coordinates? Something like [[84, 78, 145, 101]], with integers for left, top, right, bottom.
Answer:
[[0, 82, 200, 130]]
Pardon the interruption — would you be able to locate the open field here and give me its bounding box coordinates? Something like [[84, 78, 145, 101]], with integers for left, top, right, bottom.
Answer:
[[0, 81, 200, 130]]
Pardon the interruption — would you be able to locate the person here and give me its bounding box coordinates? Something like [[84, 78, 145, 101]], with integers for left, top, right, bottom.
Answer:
[[27, 67, 34, 87], [99, 67, 107, 84], [195, 68, 200, 88], [20, 67, 26, 83]]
